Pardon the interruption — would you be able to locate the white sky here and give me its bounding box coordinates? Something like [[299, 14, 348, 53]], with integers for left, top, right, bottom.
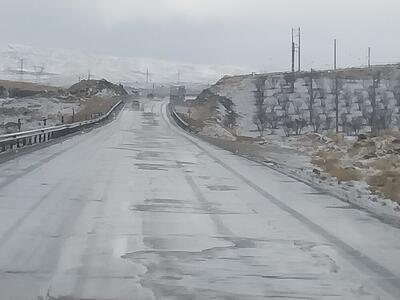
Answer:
[[1, 0, 399, 71]]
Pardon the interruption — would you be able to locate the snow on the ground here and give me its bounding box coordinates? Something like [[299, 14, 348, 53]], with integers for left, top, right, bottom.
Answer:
[[256, 132, 400, 221], [210, 75, 259, 137], [0, 97, 80, 133], [200, 121, 236, 141], [184, 69, 400, 221], [0, 44, 252, 87]]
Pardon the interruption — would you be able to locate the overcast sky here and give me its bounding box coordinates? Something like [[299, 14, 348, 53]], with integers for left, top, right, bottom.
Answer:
[[1, 0, 399, 72]]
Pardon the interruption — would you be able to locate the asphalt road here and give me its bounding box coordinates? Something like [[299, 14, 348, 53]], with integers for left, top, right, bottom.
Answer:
[[0, 99, 400, 300]]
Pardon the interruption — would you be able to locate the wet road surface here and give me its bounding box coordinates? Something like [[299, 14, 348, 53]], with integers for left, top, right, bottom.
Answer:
[[0, 100, 400, 299]]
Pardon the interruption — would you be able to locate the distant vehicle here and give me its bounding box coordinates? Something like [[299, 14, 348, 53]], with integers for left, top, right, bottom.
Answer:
[[170, 85, 186, 104], [132, 100, 140, 110]]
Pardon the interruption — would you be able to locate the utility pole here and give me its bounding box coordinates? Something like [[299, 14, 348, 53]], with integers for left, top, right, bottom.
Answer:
[[87, 70, 91, 80], [177, 70, 181, 84], [309, 69, 314, 125], [335, 76, 339, 133], [332, 38, 339, 132], [291, 29, 295, 73], [20, 59, 24, 80], [146, 68, 149, 84], [368, 47, 371, 68], [298, 27, 301, 72], [371, 72, 380, 133], [334, 39, 337, 70]]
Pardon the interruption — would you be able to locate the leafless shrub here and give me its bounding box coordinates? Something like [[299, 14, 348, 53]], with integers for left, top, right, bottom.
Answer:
[[347, 116, 364, 135], [312, 110, 324, 133]]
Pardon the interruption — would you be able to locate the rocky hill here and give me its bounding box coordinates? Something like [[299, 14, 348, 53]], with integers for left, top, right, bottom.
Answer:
[[195, 64, 400, 138], [174, 63, 400, 220], [68, 79, 127, 98], [0, 79, 126, 134]]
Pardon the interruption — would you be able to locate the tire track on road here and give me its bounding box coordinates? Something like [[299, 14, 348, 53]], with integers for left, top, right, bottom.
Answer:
[[160, 101, 400, 299]]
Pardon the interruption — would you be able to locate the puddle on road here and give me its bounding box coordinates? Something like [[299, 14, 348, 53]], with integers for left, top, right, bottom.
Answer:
[[130, 203, 215, 214], [145, 198, 184, 204], [120, 237, 342, 299], [130, 198, 236, 215], [107, 146, 140, 152], [135, 150, 162, 161], [206, 185, 238, 191], [176, 161, 196, 165], [134, 163, 168, 171], [142, 112, 157, 117], [134, 163, 182, 171], [142, 120, 160, 127]]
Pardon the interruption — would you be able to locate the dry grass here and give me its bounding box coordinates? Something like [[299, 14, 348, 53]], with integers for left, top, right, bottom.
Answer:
[[368, 171, 400, 202], [64, 97, 120, 123], [312, 151, 362, 183], [368, 156, 400, 202], [347, 140, 376, 157], [370, 156, 399, 171]]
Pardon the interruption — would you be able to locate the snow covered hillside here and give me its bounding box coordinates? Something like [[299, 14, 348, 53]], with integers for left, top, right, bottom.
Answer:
[[0, 79, 126, 134], [174, 64, 400, 220], [204, 66, 400, 137], [0, 44, 252, 87]]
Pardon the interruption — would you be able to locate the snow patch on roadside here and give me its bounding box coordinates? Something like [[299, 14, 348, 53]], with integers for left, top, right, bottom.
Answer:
[[200, 121, 236, 141]]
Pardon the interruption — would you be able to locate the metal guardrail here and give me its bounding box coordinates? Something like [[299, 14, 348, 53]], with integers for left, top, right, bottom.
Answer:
[[0, 100, 123, 153], [168, 103, 189, 128]]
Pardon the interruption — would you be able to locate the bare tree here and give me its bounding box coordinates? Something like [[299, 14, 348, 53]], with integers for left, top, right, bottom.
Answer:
[[340, 113, 349, 134], [348, 116, 364, 135], [332, 77, 344, 133], [283, 118, 294, 137], [284, 73, 295, 94], [282, 117, 307, 136], [376, 108, 393, 130], [361, 106, 373, 127], [393, 86, 400, 107], [265, 102, 281, 129], [253, 111, 268, 136], [253, 76, 268, 136], [395, 115, 400, 131], [305, 71, 318, 126], [343, 89, 353, 114], [378, 92, 394, 130], [311, 109, 323, 133], [294, 118, 307, 135]]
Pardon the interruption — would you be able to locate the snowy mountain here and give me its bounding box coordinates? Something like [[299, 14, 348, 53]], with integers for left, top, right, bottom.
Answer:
[[0, 44, 252, 87]]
